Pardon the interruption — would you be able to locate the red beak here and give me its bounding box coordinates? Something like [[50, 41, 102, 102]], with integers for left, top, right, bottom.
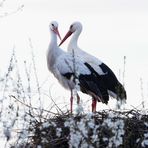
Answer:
[[59, 30, 73, 46], [53, 28, 62, 40]]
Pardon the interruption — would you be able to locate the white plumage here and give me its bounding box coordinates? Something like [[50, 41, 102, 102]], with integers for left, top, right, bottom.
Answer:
[[59, 21, 127, 111], [52, 53, 91, 90], [47, 21, 105, 113]]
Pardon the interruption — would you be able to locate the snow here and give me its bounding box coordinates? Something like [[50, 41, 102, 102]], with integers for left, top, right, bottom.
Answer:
[[65, 114, 94, 148], [142, 139, 148, 147], [42, 122, 50, 128], [142, 132, 148, 147], [56, 128, 62, 137], [102, 112, 125, 147]]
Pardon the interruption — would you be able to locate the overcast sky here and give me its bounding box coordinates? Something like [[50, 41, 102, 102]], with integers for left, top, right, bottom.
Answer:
[[0, 0, 148, 109]]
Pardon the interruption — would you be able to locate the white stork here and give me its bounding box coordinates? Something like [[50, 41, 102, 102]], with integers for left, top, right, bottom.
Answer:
[[59, 21, 127, 111], [47, 21, 107, 113]]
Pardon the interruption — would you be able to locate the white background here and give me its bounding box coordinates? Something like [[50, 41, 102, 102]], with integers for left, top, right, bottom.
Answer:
[[0, 0, 148, 110]]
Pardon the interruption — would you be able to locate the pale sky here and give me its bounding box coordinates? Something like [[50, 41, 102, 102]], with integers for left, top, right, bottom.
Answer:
[[0, 0, 148, 110]]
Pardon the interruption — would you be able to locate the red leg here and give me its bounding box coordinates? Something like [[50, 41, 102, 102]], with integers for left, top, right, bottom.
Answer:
[[92, 99, 97, 112], [70, 96, 73, 113], [77, 94, 80, 104], [70, 90, 73, 113]]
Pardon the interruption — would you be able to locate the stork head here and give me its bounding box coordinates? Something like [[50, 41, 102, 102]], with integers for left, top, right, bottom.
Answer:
[[49, 21, 61, 40], [69, 21, 82, 33], [59, 21, 82, 46]]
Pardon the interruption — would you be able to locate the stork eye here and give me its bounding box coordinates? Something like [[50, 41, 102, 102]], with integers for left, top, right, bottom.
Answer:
[[70, 25, 73, 29], [51, 24, 54, 27]]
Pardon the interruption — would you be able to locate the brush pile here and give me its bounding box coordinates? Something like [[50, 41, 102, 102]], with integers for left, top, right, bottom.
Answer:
[[12, 109, 148, 148]]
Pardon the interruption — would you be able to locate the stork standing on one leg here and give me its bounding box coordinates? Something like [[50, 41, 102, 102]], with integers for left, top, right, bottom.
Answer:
[[59, 21, 127, 112]]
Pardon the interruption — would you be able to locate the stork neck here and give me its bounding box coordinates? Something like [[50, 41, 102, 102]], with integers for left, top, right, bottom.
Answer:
[[47, 29, 60, 72], [68, 30, 81, 50], [48, 29, 59, 61], [49, 29, 58, 48]]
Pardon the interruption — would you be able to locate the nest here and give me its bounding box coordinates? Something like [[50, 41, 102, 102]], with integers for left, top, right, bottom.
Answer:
[[12, 109, 148, 148]]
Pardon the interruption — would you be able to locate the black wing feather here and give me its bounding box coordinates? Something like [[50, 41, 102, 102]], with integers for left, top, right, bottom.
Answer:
[[99, 63, 126, 100], [62, 69, 109, 104]]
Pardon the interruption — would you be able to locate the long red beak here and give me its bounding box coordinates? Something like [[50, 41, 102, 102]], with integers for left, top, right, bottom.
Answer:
[[53, 28, 62, 40], [59, 30, 73, 46]]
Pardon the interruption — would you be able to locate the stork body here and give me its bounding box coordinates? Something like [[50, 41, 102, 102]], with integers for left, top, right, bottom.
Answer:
[[47, 21, 106, 113], [59, 22, 126, 111]]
